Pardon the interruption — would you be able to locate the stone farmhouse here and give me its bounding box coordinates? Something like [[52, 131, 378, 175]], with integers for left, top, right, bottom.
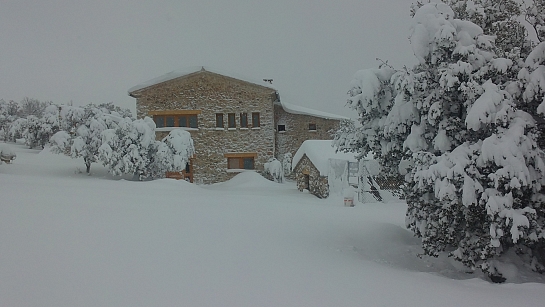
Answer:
[[128, 67, 348, 184]]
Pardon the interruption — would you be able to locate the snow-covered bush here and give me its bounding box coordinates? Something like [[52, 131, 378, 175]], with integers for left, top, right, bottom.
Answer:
[[264, 158, 284, 183], [282, 153, 292, 176], [339, 2, 545, 281]]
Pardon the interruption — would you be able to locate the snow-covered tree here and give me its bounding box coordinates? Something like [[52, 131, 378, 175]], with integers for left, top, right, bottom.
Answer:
[[155, 128, 195, 177], [23, 105, 60, 149], [340, 2, 545, 281], [17, 97, 50, 118], [98, 117, 193, 180], [50, 104, 129, 174], [6, 118, 27, 142], [0, 100, 19, 140], [439, 0, 530, 58]]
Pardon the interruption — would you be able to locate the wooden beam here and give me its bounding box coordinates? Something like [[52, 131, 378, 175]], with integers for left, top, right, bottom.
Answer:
[[148, 110, 202, 116], [224, 152, 258, 158]]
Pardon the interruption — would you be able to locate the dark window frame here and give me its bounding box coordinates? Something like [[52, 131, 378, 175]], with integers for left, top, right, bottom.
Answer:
[[225, 153, 257, 170], [309, 123, 317, 131], [240, 112, 248, 128], [216, 113, 224, 128], [277, 124, 286, 132], [227, 157, 255, 170], [252, 112, 260, 128], [153, 114, 199, 128], [228, 113, 236, 128]]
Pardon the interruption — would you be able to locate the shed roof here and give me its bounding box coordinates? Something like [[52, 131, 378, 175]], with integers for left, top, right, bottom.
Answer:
[[275, 98, 349, 120], [292, 140, 356, 176]]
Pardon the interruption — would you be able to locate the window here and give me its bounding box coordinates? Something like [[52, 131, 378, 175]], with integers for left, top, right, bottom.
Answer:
[[188, 115, 198, 128], [228, 113, 236, 128], [240, 112, 248, 128], [227, 157, 255, 169], [154, 116, 165, 128], [277, 124, 286, 132], [216, 113, 224, 128], [179, 116, 187, 127], [175, 114, 198, 128], [309, 123, 317, 131], [252, 112, 260, 127], [166, 116, 175, 127], [151, 110, 201, 129], [225, 153, 257, 170]]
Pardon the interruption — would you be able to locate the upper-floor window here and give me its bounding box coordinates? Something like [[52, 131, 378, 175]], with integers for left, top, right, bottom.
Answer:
[[309, 123, 317, 131], [216, 113, 224, 128], [151, 110, 200, 129], [278, 124, 286, 132], [240, 113, 248, 128], [252, 112, 260, 127], [228, 113, 236, 128]]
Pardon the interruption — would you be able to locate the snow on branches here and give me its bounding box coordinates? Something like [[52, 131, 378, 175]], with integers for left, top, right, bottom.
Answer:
[[98, 118, 194, 180], [339, 2, 545, 279]]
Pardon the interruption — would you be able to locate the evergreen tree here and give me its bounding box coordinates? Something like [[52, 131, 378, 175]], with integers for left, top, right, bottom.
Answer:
[[339, 2, 545, 281]]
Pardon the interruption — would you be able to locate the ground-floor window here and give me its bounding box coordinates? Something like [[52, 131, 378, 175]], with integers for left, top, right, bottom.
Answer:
[[224, 153, 257, 170]]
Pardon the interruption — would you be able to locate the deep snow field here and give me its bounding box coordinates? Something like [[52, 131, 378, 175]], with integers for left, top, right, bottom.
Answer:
[[1, 143, 545, 307]]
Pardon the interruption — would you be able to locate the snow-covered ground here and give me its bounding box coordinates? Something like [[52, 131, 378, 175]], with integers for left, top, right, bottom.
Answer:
[[1, 143, 545, 307]]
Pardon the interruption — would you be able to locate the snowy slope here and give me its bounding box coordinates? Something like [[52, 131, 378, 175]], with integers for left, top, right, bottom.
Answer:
[[0, 144, 544, 307]]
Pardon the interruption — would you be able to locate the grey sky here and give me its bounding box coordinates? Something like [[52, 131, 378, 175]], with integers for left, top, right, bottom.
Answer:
[[1, 0, 416, 117]]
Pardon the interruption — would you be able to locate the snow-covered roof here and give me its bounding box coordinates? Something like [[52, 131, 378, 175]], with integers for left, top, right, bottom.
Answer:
[[129, 66, 348, 121], [275, 98, 349, 120], [128, 66, 276, 94], [292, 140, 357, 176]]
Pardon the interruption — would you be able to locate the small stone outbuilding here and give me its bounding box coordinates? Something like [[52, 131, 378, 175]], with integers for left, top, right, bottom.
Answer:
[[292, 140, 356, 198]]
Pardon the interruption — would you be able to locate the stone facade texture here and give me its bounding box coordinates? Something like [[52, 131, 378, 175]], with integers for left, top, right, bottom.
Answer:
[[274, 104, 339, 161], [131, 68, 341, 185], [294, 154, 329, 198], [131, 70, 276, 184]]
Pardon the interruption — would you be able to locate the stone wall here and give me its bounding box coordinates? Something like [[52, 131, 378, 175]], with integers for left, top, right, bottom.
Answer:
[[132, 70, 276, 184], [294, 154, 329, 199], [274, 104, 340, 167]]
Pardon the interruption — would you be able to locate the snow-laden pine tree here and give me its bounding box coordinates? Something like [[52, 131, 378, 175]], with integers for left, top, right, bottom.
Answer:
[[339, 2, 545, 280]]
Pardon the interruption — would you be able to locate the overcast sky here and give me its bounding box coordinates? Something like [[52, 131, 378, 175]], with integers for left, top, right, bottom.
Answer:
[[1, 0, 417, 117]]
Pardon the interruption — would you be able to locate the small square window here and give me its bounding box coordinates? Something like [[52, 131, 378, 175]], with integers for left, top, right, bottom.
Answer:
[[278, 124, 286, 132], [309, 123, 317, 131], [252, 112, 260, 127], [228, 113, 236, 128], [240, 113, 248, 128], [216, 113, 224, 128]]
